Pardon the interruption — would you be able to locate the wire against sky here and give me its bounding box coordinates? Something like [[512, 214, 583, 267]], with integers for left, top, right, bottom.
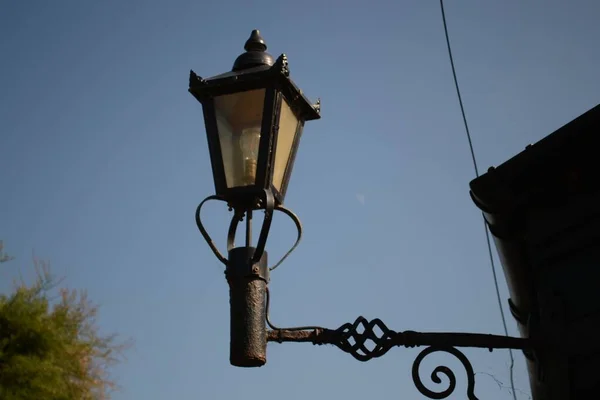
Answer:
[[438, 1, 518, 399]]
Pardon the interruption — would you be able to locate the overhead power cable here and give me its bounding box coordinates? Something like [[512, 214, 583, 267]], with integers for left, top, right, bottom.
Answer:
[[439, 1, 517, 399]]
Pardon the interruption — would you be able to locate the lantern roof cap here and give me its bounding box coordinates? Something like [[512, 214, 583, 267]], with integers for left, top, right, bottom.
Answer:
[[232, 30, 275, 71]]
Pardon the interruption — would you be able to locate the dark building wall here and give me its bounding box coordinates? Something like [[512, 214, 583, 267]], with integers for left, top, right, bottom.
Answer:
[[470, 104, 600, 399], [526, 191, 600, 399]]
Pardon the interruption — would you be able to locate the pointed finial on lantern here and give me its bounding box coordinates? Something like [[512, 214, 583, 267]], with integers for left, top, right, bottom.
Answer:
[[232, 29, 275, 71], [244, 30, 267, 52]]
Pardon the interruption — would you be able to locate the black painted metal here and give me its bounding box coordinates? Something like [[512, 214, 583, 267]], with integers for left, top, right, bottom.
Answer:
[[412, 346, 477, 399], [232, 30, 275, 71], [200, 99, 227, 195], [255, 87, 277, 192], [195, 192, 302, 271], [226, 209, 243, 253], [268, 205, 302, 271], [265, 314, 535, 399], [318, 317, 532, 361], [189, 30, 321, 208], [227, 246, 269, 367], [252, 189, 274, 264], [194, 195, 228, 265], [194, 192, 305, 368], [266, 90, 283, 195]]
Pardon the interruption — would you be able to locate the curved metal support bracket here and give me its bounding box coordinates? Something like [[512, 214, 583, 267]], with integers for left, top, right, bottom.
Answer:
[[266, 316, 537, 399], [226, 209, 244, 253], [195, 195, 228, 266], [219, 189, 275, 263], [197, 190, 303, 271], [252, 189, 275, 264], [269, 205, 303, 271]]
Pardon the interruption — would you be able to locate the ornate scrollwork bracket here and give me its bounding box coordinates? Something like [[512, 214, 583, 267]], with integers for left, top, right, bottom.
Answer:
[[412, 346, 477, 400], [266, 316, 535, 399]]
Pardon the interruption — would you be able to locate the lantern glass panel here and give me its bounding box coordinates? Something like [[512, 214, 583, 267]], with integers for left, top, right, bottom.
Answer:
[[214, 89, 266, 188], [272, 97, 299, 192]]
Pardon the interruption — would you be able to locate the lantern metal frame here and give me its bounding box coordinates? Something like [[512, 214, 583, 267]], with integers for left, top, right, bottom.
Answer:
[[189, 32, 320, 211]]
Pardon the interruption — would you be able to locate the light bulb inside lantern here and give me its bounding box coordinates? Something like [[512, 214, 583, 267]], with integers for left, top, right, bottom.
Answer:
[[239, 127, 261, 185]]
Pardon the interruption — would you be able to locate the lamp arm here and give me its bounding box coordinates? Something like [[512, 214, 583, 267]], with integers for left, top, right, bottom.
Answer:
[[266, 316, 537, 400]]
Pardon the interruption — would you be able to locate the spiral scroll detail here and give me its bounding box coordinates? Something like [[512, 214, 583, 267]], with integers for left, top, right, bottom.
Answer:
[[411, 346, 478, 400]]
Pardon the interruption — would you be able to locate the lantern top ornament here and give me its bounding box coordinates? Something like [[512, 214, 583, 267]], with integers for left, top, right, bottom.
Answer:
[[232, 30, 275, 71]]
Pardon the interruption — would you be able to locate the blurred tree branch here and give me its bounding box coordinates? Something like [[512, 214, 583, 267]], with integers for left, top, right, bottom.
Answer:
[[0, 242, 131, 399]]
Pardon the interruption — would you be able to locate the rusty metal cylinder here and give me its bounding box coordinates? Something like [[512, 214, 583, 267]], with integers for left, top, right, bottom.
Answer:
[[226, 246, 269, 367]]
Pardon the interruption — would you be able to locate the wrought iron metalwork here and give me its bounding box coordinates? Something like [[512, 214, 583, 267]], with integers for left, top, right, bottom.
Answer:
[[232, 29, 275, 71], [194, 193, 303, 271], [267, 319, 533, 399], [189, 27, 542, 400], [412, 346, 477, 399], [265, 288, 534, 400]]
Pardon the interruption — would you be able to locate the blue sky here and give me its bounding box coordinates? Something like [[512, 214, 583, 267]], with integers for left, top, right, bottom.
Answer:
[[1, 0, 599, 399]]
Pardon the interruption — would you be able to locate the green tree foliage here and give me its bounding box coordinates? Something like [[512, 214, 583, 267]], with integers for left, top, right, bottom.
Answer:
[[0, 249, 129, 400]]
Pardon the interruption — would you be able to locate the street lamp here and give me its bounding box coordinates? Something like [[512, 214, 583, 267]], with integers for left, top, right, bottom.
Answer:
[[189, 30, 320, 368], [190, 30, 535, 399]]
